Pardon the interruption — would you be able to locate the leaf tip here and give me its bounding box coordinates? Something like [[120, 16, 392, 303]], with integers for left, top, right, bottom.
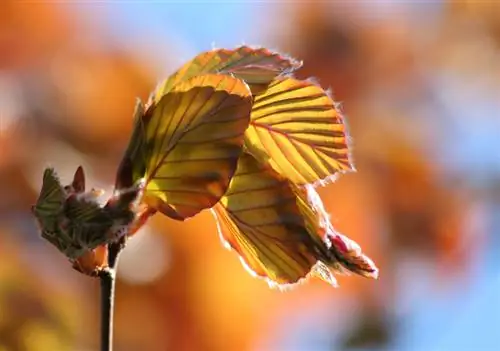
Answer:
[[312, 261, 339, 287], [325, 232, 379, 280]]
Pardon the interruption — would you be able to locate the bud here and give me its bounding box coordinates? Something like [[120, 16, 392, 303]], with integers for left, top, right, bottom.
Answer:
[[72, 245, 108, 277], [63, 166, 85, 194], [32, 167, 142, 276]]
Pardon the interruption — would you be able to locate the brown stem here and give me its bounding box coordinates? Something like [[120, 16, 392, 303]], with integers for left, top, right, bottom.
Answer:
[[99, 238, 125, 351]]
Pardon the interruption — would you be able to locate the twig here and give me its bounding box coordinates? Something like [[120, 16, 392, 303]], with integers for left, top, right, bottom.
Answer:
[[99, 238, 126, 351]]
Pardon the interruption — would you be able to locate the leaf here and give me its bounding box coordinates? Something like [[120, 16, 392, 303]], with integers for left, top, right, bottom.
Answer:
[[140, 73, 253, 220], [297, 184, 379, 279], [115, 98, 147, 190], [151, 46, 302, 104], [244, 77, 354, 186], [213, 153, 378, 287], [115, 46, 302, 203], [325, 232, 379, 279], [212, 152, 337, 287], [32, 168, 65, 223], [64, 197, 105, 223]]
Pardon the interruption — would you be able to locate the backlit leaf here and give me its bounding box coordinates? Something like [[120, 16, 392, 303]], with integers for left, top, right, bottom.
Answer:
[[140, 74, 253, 220], [212, 153, 337, 287], [151, 46, 302, 103], [244, 77, 354, 185], [115, 99, 147, 189], [115, 46, 302, 194], [324, 231, 379, 279], [297, 184, 379, 279], [213, 153, 378, 287]]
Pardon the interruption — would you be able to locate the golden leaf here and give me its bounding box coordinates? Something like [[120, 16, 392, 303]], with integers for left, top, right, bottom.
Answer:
[[212, 153, 378, 287], [151, 46, 302, 103], [139, 74, 253, 220], [244, 77, 354, 185], [212, 153, 337, 287], [115, 46, 302, 193]]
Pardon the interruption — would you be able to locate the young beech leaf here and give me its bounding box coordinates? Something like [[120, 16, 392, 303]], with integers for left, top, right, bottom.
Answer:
[[116, 46, 300, 191], [32, 168, 66, 228], [115, 99, 147, 190], [212, 153, 377, 288], [136, 73, 253, 220], [244, 77, 354, 186], [212, 153, 326, 287], [150, 45, 302, 103], [296, 184, 379, 280]]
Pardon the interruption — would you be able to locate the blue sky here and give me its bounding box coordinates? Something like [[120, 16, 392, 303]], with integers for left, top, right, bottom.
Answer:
[[85, 3, 262, 55]]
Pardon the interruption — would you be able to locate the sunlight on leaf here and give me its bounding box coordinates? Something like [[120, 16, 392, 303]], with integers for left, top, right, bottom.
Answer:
[[140, 74, 253, 220], [212, 153, 378, 287], [325, 231, 379, 279], [151, 46, 302, 103], [298, 184, 379, 280], [212, 153, 337, 288], [32, 45, 378, 286], [245, 77, 354, 185]]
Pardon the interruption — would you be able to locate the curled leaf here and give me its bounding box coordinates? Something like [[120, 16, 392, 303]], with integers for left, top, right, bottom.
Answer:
[[115, 99, 147, 190], [325, 233, 379, 279], [245, 77, 354, 185], [138, 74, 253, 220], [298, 184, 379, 279]]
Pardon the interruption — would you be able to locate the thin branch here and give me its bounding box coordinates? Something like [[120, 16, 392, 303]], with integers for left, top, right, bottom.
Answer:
[[99, 238, 126, 351]]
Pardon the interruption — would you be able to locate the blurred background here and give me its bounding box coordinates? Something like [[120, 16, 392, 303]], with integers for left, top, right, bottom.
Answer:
[[1, 1, 499, 350]]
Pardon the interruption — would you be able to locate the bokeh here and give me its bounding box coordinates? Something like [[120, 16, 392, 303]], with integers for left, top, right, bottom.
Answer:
[[1, 1, 499, 350]]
